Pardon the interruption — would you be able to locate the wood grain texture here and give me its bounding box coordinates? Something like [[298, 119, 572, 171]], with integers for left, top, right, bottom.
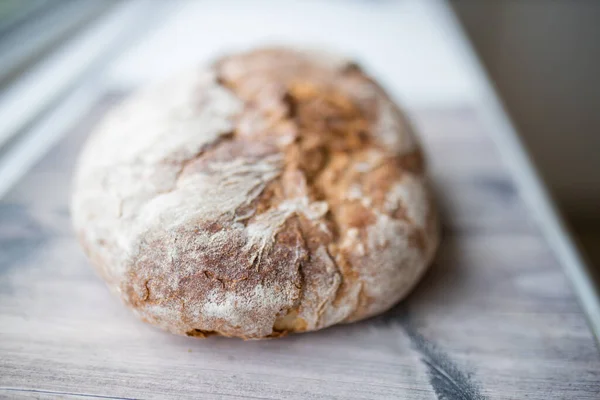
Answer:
[[0, 95, 598, 400]]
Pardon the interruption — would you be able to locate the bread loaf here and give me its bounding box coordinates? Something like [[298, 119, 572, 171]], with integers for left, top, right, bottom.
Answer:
[[72, 47, 439, 339]]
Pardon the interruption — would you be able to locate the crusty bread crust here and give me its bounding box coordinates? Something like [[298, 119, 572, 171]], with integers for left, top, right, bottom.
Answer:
[[71, 48, 439, 339]]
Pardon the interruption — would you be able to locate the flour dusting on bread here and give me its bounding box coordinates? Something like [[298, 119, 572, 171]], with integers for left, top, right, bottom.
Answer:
[[72, 47, 439, 339]]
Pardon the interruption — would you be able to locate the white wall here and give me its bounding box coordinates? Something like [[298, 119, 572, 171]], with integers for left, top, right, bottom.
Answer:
[[106, 0, 477, 108]]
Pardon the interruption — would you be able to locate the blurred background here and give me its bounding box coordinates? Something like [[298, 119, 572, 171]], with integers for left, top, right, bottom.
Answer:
[[0, 0, 598, 277], [452, 0, 600, 270]]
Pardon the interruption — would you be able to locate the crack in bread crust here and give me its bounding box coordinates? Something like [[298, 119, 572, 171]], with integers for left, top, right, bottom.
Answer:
[[216, 56, 375, 330], [72, 47, 439, 339]]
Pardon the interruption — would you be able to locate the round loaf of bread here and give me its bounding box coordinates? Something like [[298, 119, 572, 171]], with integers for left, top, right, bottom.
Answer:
[[72, 47, 439, 339]]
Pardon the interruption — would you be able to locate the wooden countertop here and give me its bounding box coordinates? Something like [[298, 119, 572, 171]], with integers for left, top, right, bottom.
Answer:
[[1, 96, 598, 399]]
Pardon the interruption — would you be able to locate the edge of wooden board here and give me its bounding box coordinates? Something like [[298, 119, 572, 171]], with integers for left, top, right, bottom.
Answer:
[[436, 0, 600, 344]]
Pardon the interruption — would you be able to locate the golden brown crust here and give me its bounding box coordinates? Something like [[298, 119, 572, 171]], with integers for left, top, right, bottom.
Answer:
[[71, 47, 439, 339]]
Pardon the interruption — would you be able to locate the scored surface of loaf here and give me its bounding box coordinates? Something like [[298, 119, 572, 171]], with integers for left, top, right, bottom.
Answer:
[[71, 48, 439, 339]]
